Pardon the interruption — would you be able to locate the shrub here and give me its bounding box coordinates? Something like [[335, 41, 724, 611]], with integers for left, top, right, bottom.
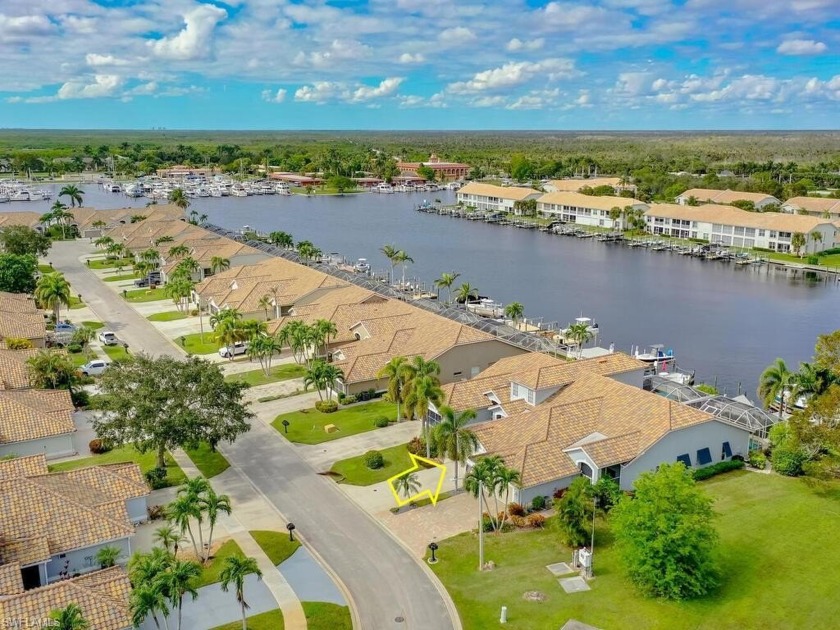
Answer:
[[88, 439, 112, 454], [364, 450, 384, 469], [694, 383, 719, 395], [693, 459, 745, 481], [510, 515, 527, 528], [527, 513, 547, 528], [481, 516, 494, 532], [337, 392, 346, 402], [807, 255, 819, 265], [406, 436, 438, 458], [5, 337, 33, 350], [70, 389, 90, 408], [189, 309, 199, 316], [507, 502, 526, 517], [552, 487, 566, 500], [67, 342, 83, 353], [771, 447, 807, 476], [531, 495, 547, 511], [315, 400, 338, 413], [367, 388, 379, 399], [748, 450, 767, 469], [144, 467, 168, 489], [373, 416, 390, 428], [147, 505, 166, 520], [342, 394, 357, 405]]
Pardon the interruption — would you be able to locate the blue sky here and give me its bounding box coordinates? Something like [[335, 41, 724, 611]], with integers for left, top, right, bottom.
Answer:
[[0, 0, 838, 130]]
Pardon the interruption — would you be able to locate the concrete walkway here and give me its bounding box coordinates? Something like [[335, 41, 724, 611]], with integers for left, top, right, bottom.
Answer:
[[170, 450, 308, 629], [297, 420, 421, 471]]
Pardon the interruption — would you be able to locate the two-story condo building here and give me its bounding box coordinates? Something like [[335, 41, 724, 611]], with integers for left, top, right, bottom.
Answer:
[[536, 192, 648, 228], [676, 188, 780, 209], [456, 182, 541, 214]]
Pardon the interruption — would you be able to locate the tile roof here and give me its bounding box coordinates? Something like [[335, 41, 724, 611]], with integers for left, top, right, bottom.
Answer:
[[0, 562, 24, 595], [458, 182, 540, 201], [677, 188, 779, 204], [0, 389, 75, 445], [782, 196, 840, 215], [72, 204, 184, 231], [646, 203, 834, 233], [0, 348, 40, 389], [471, 373, 717, 488], [0, 211, 43, 228], [0, 567, 132, 630], [0, 293, 47, 344], [546, 177, 624, 192], [537, 191, 645, 211], [0, 292, 39, 314], [0, 453, 49, 479]]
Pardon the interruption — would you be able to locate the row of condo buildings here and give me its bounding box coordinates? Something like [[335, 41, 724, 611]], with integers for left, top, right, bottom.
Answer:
[[456, 183, 840, 253]]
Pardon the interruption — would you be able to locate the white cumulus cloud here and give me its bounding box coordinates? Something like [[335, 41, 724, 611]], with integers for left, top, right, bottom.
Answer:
[[150, 4, 227, 61], [506, 38, 545, 52], [448, 59, 577, 94], [438, 27, 476, 45], [294, 77, 404, 104], [352, 77, 403, 102], [398, 53, 425, 64], [261, 88, 287, 103], [776, 39, 827, 55], [57, 74, 124, 100], [0, 14, 54, 38], [86, 54, 133, 67]]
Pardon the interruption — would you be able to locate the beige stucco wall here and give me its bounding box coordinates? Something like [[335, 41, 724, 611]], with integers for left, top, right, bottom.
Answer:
[[435, 340, 528, 383]]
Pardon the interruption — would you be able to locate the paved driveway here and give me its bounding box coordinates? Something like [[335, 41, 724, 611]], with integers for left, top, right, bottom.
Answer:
[[49, 241, 460, 630]]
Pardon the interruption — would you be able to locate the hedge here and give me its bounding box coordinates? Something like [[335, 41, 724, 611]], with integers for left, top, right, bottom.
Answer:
[[693, 459, 745, 481]]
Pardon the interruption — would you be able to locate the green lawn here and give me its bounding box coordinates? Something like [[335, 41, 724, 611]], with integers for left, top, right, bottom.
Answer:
[[103, 273, 139, 282], [68, 295, 85, 309], [49, 445, 186, 487], [181, 332, 219, 355], [148, 310, 188, 322], [88, 257, 134, 269], [250, 530, 300, 565], [102, 345, 130, 362], [122, 288, 168, 303], [38, 264, 54, 273], [330, 442, 421, 486], [431, 471, 840, 630], [183, 442, 230, 478], [224, 364, 306, 387], [302, 602, 352, 630], [210, 610, 284, 630], [69, 350, 98, 367], [81, 320, 104, 330], [194, 539, 246, 588], [272, 400, 396, 445]]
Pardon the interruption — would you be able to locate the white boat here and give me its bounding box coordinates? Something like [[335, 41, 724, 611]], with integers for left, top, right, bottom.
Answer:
[[466, 297, 505, 318], [373, 183, 394, 194], [231, 185, 248, 197], [109, 183, 121, 193], [275, 183, 291, 195], [634, 344, 675, 365], [0, 194, 10, 203], [9, 190, 30, 201], [353, 258, 371, 273]]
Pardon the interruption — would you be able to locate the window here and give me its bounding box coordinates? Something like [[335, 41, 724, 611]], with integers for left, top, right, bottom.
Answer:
[[696, 447, 713, 466], [722, 441, 732, 460], [453, 371, 462, 377], [676, 453, 691, 467], [526, 388, 535, 405]]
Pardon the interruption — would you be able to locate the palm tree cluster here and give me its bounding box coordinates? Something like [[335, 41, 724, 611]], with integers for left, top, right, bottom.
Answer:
[[303, 359, 345, 401], [40, 201, 76, 239], [465, 455, 521, 533], [163, 251, 201, 313], [380, 245, 414, 287], [165, 477, 231, 564], [27, 349, 80, 390], [268, 231, 294, 249], [129, 546, 201, 630], [49, 603, 90, 630], [34, 271, 72, 321], [758, 358, 838, 417], [296, 240, 322, 265], [431, 405, 479, 490], [566, 321, 594, 358]]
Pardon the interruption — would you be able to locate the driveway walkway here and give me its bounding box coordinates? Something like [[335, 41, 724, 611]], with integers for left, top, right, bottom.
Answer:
[[49, 240, 460, 630], [296, 420, 421, 470]]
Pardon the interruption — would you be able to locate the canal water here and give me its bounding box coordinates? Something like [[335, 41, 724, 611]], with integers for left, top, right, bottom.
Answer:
[[8, 184, 839, 397]]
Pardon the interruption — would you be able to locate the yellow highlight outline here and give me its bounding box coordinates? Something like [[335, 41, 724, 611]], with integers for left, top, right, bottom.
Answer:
[[387, 454, 447, 508]]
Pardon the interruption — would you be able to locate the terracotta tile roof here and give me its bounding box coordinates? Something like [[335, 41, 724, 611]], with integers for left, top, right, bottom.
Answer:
[[0, 211, 43, 228], [0, 454, 49, 479], [0, 348, 40, 389], [783, 196, 840, 215], [472, 373, 716, 488], [0, 537, 51, 566], [0, 312, 47, 344], [0, 389, 75, 445], [29, 464, 150, 507], [0, 562, 24, 595], [0, 292, 39, 314], [458, 182, 540, 201], [513, 353, 647, 390], [646, 202, 834, 233], [0, 567, 132, 630], [677, 188, 778, 204], [70, 205, 183, 231], [537, 191, 645, 211]]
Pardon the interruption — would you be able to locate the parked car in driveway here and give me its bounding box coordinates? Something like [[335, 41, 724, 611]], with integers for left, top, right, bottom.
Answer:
[[133, 277, 150, 288], [54, 322, 77, 333], [219, 341, 249, 358], [98, 331, 118, 345], [81, 359, 109, 376]]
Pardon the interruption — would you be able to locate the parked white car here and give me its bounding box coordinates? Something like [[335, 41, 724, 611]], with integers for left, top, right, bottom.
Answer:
[[81, 359, 109, 376], [98, 331, 118, 346], [219, 341, 249, 358]]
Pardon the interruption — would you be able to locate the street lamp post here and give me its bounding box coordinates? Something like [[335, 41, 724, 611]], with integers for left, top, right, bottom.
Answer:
[[427, 541, 439, 564], [286, 522, 296, 542], [281, 420, 290, 434]]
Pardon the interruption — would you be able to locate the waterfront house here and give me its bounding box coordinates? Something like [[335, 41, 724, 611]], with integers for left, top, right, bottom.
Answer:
[[0, 292, 47, 349], [397, 154, 470, 181], [0, 389, 76, 459], [675, 188, 780, 209], [470, 372, 752, 504], [70, 205, 185, 237], [456, 182, 541, 214], [782, 196, 840, 219], [0, 453, 148, 589], [536, 191, 648, 228], [543, 177, 634, 194], [644, 203, 837, 252], [158, 239, 268, 283], [0, 566, 132, 630]]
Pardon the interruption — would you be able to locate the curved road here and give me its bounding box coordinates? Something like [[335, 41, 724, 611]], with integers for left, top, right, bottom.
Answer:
[[50, 242, 459, 630]]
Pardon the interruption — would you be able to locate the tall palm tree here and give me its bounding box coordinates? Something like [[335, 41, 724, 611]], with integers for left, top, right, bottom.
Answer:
[[432, 406, 479, 490], [154, 524, 185, 557], [50, 200, 71, 239], [455, 283, 478, 309], [378, 356, 408, 422], [434, 271, 460, 304], [165, 276, 194, 312], [169, 188, 190, 210], [394, 472, 421, 500], [567, 322, 593, 358], [210, 256, 230, 275], [174, 256, 200, 279], [59, 183, 84, 207], [168, 244, 190, 260], [130, 583, 169, 630], [162, 559, 201, 630], [495, 464, 521, 529], [220, 555, 263, 630], [380, 244, 399, 284], [166, 494, 202, 561], [314, 318, 338, 356], [504, 302, 524, 329], [178, 477, 211, 557], [404, 374, 445, 458], [465, 455, 504, 531], [321, 363, 345, 401], [34, 272, 71, 321], [393, 250, 414, 288], [257, 294, 273, 320], [810, 231, 823, 255], [758, 358, 792, 417], [201, 487, 231, 562], [248, 334, 282, 376], [49, 603, 90, 630], [303, 360, 328, 401]]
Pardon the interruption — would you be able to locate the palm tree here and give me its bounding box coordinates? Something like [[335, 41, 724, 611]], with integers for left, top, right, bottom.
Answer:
[[268, 231, 294, 249], [380, 244, 399, 284], [566, 321, 593, 358], [791, 362, 836, 401], [168, 244, 190, 260], [35, 272, 71, 321], [393, 250, 414, 288], [27, 350, 79, 390], [404, 374, 444, 458], [210, 307, 242, 329], [303, 360, 328, 401], [465, 455, 503, 531], [178, 477, 211, 556], [130, 583, 169, 630], [758, 358, 792, 417], [504, 302, 524, 329], [314, 318, 338, 356], [434, 271, 460, 304], [810, 231, 823, 255], [95, 545, 122, 568], [791, 232, 806, 257], [162, 559, 201, 630], [59, 183, 84, 207], [154, 524, 185, 557], [210, 256, 230, 275], [169, 188, 190, 210], [378, 356, 408, 422], [289, 321, 315, 365], [165, 276, 194, 312], [296, 240, 320, 265], [394, 472, 421, 500], [432, 406, 479, 490], [93, 235, 114, 249], [220, 555, 263, 630], [167, 494, 202, 561], [248, 334, 282, 376], [50, 200, 70, 238], [200, 487, 231, 564], [155, 235, 175, 246], [257, 294, 273, 320], [455, 283, 478, 309], [321, 363, 345, 401], [495, 464, 521, 529], [50, 603, 90, 630], [174, 256, 200, 279]]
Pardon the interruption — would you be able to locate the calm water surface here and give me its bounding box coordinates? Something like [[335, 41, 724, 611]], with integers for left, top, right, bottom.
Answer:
[[9, 184, 839, 397]]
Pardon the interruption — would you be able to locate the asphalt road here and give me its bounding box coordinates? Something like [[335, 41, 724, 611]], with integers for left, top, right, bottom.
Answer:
[[50, 241, 459, 630]]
